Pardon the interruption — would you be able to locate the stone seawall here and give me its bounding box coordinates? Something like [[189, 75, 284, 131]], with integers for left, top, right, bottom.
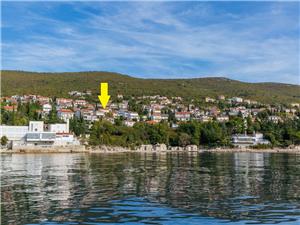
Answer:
[[1, 144, 300, 154], [6, 145, 87, 153]]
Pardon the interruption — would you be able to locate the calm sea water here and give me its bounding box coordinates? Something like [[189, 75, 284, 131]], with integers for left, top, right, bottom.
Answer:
[[1, 152, 300, 225]]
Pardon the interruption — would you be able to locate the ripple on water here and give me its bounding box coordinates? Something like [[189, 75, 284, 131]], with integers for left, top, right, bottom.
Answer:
[[1, 152, 300, 225]]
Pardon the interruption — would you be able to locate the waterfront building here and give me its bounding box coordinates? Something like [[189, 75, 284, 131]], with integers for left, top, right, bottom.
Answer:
[[0, 120, 79, 149], [0, 125, 28, 147], [231, 133, 270, 147]]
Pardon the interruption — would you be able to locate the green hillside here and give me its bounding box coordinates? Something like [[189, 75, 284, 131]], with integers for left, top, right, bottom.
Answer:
[[1, 70, 299, 104]]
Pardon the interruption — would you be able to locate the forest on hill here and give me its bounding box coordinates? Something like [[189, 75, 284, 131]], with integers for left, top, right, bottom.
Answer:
[[1, 70, 299, 104]]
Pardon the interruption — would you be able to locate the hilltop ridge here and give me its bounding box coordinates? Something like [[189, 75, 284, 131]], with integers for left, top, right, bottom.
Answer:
[[1, 70, 299, 104]]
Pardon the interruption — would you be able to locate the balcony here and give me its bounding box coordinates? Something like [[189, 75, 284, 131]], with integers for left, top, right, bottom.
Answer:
[[26, 132, 56, 142]]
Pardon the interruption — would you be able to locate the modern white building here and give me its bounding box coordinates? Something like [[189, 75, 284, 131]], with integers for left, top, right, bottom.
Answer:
[[29, 121, 44, 132], [0, 120, 79, 149], [0, 125, 28, 147], [232, 133, 270, 147]]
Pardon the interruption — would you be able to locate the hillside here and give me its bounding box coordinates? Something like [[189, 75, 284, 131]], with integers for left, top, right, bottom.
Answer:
[[1, 70, 299, 104]]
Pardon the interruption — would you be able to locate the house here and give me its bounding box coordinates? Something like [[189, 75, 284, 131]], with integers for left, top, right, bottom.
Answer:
[[68, 91, 82, 97], [117, 110, 128, 118], [42, 103, 52, 114], [228, 109, 239, 116], [95, 110, 105, 118], [146, 120, 158, 125], [161, 114, 169, 121], [79, 109, 96, 122], [218, 95, 225, 100], [151, 113, 162, 122], [199, 115, 212, 122], [118, 101, 128, 110], [110, 103, 119, 110], [127, 112, 139, 121], [209, 107, 220, 116], [232, 133, 270, 147], [205, 97, 215, 103], [56, 98, 73, 107], [243, 99, 251, 104], [268, 116, 282, 123], [124, 121, 136, 127], [251, 108, 263, 116], [84, 90, 92, 95], [291, 103, 300, 108], [3, 105, 16, 112], [231, 97, 243, 103], [74, 100, 87, 107], [175, 112, 190, 121], [37, 96, 51, 104], [57, 109, 74, 122], [216, 115, 229, 122]]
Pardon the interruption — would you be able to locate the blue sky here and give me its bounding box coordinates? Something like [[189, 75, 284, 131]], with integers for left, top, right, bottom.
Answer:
[[1, 1, 300, 84]]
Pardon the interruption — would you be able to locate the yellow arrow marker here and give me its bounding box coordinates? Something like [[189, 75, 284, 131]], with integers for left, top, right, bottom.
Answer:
[[98, 83, 110, 109]]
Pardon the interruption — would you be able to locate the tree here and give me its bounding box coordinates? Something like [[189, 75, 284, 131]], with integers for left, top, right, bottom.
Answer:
[[178, 132, 191, 147], [1, 136, 8, 146], [70, 117, 87, 136]]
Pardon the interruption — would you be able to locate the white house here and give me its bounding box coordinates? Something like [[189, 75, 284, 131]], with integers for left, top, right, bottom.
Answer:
[[268, 116, 282, 123], [151, 113, 162, 122], [124, 121, 136, 127], [57, 109, 74, 122], [127, 112, 139, 121], [216, 115, 229, 122], [205, 97, 215, 103], [231, 97, 243, 103], [175, 112, 190, 121], [42, 103, 52, 114]]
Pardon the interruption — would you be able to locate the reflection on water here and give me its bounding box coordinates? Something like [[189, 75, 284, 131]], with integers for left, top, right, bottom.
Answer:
[[1, 152, 300, 225]]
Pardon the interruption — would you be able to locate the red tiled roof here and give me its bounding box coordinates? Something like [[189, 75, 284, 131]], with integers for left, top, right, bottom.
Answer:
[[175, 112, 190, 115], [146, 120, 158, 125], [59, 109, 73, 113]]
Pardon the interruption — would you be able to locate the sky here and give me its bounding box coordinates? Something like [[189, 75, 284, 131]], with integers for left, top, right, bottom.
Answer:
[[1, 1, 300, 84]]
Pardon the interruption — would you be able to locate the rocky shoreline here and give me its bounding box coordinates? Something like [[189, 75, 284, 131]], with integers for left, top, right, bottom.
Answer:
[[1, 144, 300, 154]]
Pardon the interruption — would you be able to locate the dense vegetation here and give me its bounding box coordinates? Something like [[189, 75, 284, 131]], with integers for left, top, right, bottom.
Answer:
[[0, 102, 63, 125], [2, 70, 299, 104], [83, 114, 300, 148]]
